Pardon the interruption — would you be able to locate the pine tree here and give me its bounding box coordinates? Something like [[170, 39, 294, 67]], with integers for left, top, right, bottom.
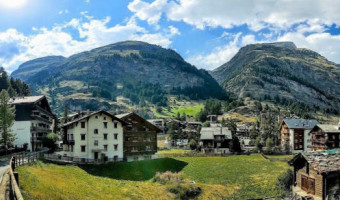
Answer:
[[0, 90, 16, 154]]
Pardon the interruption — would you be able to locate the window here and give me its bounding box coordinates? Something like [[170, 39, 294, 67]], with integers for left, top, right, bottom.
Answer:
[[104, 133, 108, 140], [104, 145, 108, 151], [94, 140, 98, 146], [114, 133, 118, 140], [94, 129, 98, 134], [104, 117, 106, 120], [114, 144, 118, 151], [146, 145, 151, 151], [103, 122, 108, 129], [301, 175, 315, 195], [81, 134, 86, 140], [95, 116, 98, 119], [125, 137, 130, 141], [132, 146, 138, 152], [114, 155, 118, 161], [114, 122, 118, 128], [81, 145, 86, 152], [81, 122, 85, 128]]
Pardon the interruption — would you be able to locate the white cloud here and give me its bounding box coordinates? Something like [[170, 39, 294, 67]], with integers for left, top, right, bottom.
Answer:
[[0, 15, 179, 72], [58, 9, 69, 15], [278, 32, 340, 63], [129, 0, 340, 31], [128, 0, 167, 26], [186, 33, 241, 70]]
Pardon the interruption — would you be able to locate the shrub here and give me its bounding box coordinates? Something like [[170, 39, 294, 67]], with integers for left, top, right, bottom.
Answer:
[[153, 171, 184, 184], [153, 171, 201, 199], [276, 169, 293, 192]]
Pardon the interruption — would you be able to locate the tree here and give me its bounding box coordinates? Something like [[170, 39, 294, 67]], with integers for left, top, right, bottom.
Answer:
[[181, 113, 186, 121], [0, 90, 16, 154], [229, 136, 242, 153], [188, 139, 198, 150], [226, 119, 237, 135], [62, 106, 69, 125], [176, 112, 181, 120], [266, 138, 274, 152], [255, 136, 263, 152], [42, 133, 59, 153]]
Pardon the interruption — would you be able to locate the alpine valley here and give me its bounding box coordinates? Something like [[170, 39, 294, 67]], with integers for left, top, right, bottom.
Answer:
[[11, 41, 340, 119]]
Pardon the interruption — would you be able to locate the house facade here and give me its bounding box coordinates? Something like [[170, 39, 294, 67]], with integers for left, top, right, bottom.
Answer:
[[279, 119, 319, 153], [10, 96, 56, 152], [199, 124, 232, 154], [289, 151, 340, 200], [116, 112, 161, 162], [310, 124, 340, 151], [59, 110, 126, 162]]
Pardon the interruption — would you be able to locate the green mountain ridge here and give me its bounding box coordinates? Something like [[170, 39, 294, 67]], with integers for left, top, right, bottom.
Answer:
[[11, 41, 226, 114], [211, 42, 340, 113]]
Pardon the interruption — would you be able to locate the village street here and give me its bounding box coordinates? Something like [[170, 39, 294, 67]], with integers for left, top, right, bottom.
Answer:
[[0, 160, 9, 184]]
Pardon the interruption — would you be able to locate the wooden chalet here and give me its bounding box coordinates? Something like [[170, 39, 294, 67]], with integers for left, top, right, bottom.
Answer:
[[289, 151, 340, 200], [116, 112, 162, 161], [310, 124, 340, 151]]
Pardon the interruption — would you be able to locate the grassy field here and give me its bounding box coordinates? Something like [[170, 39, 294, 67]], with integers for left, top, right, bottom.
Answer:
[[79, 158, 187, 181], [17, 155, 290, 200], [176, 155, 290, 199], [157, 149, 190, 155]]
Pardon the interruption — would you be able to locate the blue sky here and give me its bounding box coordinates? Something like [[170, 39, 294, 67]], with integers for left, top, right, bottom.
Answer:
[[1, 0, 340, 72]]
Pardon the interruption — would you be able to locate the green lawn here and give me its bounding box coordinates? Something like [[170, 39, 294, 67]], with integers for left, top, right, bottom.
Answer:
[[79, 158, 187, 181], [175, 154, 291, 199], [17, 155, 290, 200], [157, 149, 190, 155]]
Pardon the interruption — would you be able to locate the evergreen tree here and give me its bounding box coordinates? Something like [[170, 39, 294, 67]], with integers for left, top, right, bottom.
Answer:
[[0, 90, 16, 154], [62, 105, 69, 125]]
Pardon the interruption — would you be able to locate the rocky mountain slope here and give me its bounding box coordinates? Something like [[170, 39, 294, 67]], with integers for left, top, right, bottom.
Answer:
[[12, 41, 226, 114], [211, 42, 340, 112]]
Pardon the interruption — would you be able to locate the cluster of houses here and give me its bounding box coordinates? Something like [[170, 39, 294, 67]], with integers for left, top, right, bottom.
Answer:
[[9, 95, 162, 162], [8, 95, 340, 199], [279, 118, 340, 200]]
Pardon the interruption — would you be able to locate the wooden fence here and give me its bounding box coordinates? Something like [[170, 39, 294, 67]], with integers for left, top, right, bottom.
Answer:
[[9, 150, 47, 200], [157, 152, 235, 158]]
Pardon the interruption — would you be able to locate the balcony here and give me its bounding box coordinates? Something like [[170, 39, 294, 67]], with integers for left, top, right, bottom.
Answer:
[[63, 139, 75, 145], [30, 136, 43, 142], [31, 113, 52, 124], [31, 126, 51, 133]]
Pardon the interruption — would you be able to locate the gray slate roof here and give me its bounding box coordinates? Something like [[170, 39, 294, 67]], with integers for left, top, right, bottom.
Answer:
[[290, 150, 340, 174], [9, 95, 45, 104], [283, 119, 318, 129], [317, 124, 340, 133], [200, 127, 232, 140]]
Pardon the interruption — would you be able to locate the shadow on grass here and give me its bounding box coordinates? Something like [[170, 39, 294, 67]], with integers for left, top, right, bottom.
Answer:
[[79, 158, 188, 181]]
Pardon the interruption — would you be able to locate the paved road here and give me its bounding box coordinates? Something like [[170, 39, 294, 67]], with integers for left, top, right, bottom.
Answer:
[[0, 160, 9, 184]]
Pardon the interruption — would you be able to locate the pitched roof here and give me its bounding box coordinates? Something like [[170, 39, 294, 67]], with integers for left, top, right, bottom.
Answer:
[[9, 95, 45, 104], [282, 119, 318, 129], [289, 150, 340, 174], [316, 124, 340, 133], [115, 112, 132, 119], [115, 112, 162, 132], [200, 127, 232, 140], [62, 110, 127, 127]]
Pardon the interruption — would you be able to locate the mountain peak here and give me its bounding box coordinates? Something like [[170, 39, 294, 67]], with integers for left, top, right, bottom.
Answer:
[[245, 41, 297, 49]]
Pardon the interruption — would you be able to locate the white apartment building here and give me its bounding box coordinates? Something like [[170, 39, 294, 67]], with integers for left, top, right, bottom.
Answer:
[[10, 96, 56, 152], [59, 110, 127, 162]]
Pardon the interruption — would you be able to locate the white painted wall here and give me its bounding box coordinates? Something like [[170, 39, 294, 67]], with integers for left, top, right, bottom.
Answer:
[[289, 128, 312, 154], [61, 113, 124, 160], [11, 121, 32, 151]]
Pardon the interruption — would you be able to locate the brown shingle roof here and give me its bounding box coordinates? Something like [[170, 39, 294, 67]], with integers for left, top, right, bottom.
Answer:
[[290, 151, 340, 174]]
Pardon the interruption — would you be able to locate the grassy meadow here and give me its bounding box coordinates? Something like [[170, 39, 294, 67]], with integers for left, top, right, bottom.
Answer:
[[17, 155, 290, 200]]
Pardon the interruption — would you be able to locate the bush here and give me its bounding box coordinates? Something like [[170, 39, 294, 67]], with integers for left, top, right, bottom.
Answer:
[[276, 169, 293, 192], [42, 133, 59, 153], [153, 171, 201, 200], [188, 139, 198, 150]]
